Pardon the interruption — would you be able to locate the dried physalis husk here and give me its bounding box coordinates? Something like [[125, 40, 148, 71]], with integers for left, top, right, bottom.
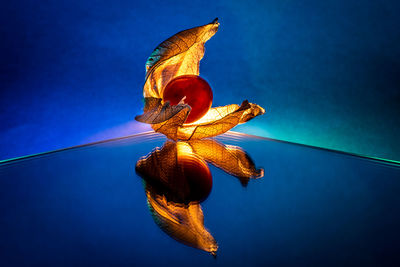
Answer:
[[135, 18, 265, 140]]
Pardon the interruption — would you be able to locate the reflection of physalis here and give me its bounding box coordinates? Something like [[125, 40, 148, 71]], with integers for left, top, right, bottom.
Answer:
[[135, 140, 263, 256], [135, 19, 265, 141]]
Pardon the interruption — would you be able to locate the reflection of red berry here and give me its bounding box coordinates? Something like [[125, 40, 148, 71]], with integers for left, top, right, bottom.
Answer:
[[163, 75, 213, 123], [177, 154, 212, 203]]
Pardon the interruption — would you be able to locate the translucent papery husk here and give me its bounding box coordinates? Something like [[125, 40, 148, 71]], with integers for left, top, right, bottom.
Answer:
[[144, 18, 220, 98], [136, 18, 265, 140], [146, 99, 265, 141]]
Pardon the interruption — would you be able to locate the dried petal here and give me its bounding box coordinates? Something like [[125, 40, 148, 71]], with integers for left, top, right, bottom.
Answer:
[[135, 97, 191, 124], [136, 19, 265, 140], [144, 18, 219, 98], [151, 100, 265, 140]]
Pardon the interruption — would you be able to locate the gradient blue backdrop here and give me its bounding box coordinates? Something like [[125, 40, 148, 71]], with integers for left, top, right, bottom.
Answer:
[[1, 0, 399, 161]]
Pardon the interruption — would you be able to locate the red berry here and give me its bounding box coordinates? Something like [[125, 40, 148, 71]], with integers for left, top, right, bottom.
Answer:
[[163, 75, 213, 123]]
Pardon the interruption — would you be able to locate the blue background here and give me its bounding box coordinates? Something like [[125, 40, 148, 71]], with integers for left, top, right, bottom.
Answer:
[[1, 0, 400, 161]]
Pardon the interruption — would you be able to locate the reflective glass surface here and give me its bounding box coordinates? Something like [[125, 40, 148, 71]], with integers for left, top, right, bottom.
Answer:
[[1, 132, 399, 266]]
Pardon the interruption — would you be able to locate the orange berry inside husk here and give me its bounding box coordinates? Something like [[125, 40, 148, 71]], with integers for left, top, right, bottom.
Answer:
[[163, 75, 213, 123]]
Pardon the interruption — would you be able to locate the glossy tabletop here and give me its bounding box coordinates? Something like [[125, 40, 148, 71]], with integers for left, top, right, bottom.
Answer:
[[1, 132, 399, 266]]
